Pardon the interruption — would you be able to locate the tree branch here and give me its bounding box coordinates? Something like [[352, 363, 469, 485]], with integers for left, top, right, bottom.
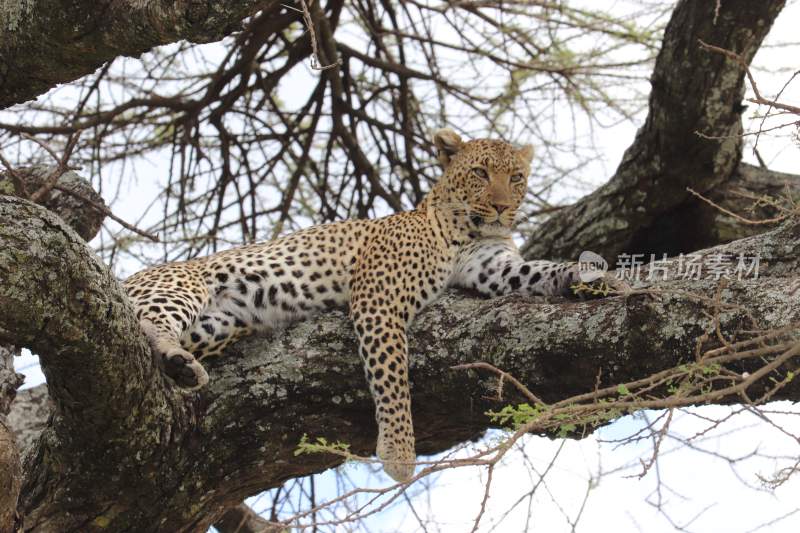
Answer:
[[649, 162, 800, 252], [1, 192, 799, 530], [0, 166, 107, 241], [0, 164, 103, 533], [0, 0, 281, 108], [214, 503, 280, 533], [0, 345, 23, 533]]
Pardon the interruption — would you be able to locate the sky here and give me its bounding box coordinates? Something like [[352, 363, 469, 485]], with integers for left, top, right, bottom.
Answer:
[[9, 0, 800, 531]]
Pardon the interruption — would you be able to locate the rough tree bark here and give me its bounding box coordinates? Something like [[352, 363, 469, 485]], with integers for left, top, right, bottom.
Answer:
[[0, 167, 106, 242], [1, 345, 24, 533], [0, 166, 106, 533], [521, 0, 788, 262], [1, 193, 799, 531], [0, 0, 798, 532]]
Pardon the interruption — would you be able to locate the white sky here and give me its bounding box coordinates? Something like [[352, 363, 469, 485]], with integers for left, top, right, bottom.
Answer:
[[10, 1, 800, 532]]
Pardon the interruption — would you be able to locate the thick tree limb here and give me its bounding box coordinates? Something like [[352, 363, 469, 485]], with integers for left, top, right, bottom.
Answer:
[[0, 0, 281, 108], [0, 166, 106, 241], [213, 503, 280, 533], [0, 345, 23, 533], [0, 163, 103, 533], [0, 197, 189, 531], [1, 192, 799, 531], [522, 0, 787, 262]]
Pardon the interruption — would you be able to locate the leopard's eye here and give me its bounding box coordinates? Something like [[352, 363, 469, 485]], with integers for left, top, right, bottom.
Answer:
[[510, 173, 524, 183], [472, 167, 488, 180]]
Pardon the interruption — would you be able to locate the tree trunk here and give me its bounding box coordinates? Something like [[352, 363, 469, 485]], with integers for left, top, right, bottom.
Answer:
[[521, 0, 787, 262]]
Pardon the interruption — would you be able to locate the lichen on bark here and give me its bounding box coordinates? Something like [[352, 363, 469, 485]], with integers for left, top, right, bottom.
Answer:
[[0, 0, 799, 530], [2, 185, 798, 531]]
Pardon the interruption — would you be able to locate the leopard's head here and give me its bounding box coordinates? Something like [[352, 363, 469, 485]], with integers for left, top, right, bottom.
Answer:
[[427, 129, 533, 237]]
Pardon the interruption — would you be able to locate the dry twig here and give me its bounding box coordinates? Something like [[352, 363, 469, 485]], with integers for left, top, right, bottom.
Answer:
[[52, 185, 159, 242], [686, 186, 790, 225]]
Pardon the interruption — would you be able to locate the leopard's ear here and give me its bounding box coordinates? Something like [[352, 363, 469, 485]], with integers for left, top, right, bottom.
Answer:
[[433, 128, 464, 167], [517, 144, 534, 165]]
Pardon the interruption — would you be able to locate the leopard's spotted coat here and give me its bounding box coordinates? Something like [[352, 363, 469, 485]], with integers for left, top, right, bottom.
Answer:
[[124, 129, 588, 481]]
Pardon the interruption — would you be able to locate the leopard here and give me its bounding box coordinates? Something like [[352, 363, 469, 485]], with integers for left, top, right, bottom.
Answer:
[[123, 129, 615, 482]]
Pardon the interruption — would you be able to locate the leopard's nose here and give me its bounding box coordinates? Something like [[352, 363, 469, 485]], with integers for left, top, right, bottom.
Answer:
[[493, 204, 509, 214]]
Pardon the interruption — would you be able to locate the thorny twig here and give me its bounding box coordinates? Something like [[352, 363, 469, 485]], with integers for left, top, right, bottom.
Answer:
[[295, 0, 342, 71], [686, 186, 792, 225], [698, 40, 800, 116]]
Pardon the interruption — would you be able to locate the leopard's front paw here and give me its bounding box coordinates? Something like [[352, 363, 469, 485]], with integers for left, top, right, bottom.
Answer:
[[164, 348, 209, 390], [376, 432, 416, 482], [570, 273, 631, 299]]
